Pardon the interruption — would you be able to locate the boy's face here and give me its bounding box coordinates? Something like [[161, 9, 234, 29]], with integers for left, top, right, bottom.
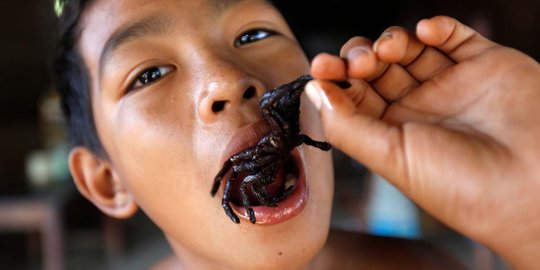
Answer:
[[77, 0, 333, 268]]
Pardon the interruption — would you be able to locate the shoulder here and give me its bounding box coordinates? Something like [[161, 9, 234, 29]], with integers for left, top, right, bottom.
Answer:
[[315, 229, 469, 270]]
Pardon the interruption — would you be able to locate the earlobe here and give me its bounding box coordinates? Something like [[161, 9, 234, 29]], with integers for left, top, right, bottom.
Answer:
[[68, 147, 138, 219]]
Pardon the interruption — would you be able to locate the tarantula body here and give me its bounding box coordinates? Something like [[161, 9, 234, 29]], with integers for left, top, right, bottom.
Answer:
[[210, 75, 332, 224]]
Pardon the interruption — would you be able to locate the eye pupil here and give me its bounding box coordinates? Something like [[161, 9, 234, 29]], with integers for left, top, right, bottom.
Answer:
[[140, 67, 162, 84], [239, 34, 252, 44], [241, 30, 264, 43], [128, 65, 173, 92], [234, 29, 275, 47]]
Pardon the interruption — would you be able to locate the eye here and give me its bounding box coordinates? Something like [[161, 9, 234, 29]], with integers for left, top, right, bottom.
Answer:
[[129, 65, 174, 91], [234, 28, 277, 47]]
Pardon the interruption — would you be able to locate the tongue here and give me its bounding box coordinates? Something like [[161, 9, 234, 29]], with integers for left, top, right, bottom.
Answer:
[[230, 165, 286, 206]]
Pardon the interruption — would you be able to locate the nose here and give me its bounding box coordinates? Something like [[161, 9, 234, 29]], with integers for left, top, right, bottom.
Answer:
[[198, 62, 265, 125]]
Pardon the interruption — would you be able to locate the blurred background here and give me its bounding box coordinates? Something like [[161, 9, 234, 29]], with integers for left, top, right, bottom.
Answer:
[[1, 0, 538, 269]]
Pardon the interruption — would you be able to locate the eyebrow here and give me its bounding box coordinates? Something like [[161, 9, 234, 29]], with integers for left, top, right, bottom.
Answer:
[[97, 0, 246, 79], [98, 13, 173, 78], [210, 0, 245, 11]]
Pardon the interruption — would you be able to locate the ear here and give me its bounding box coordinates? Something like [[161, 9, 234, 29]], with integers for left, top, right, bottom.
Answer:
[[68, 147, 138, 219]]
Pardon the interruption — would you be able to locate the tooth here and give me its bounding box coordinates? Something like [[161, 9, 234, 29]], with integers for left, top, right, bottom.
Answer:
[[284, 173, 296, 190]]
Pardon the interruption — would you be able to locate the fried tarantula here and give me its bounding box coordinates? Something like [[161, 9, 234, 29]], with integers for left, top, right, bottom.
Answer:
[[210, 74, 334, 224]]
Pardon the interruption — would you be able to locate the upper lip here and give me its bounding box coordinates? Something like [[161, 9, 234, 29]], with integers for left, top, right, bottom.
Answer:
[[218, 119, 271, 167]]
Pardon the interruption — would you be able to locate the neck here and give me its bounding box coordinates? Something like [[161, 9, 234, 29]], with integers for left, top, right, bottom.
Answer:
[[165, 235, 326, 270]]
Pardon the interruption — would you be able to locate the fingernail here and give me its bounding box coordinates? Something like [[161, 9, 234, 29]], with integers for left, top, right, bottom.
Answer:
[[306, 81, 333, 111], [347, 46, 369, 60], [380, 31, 393, 39], [305, 82, 322, 110], [373, 31, 393, 53]]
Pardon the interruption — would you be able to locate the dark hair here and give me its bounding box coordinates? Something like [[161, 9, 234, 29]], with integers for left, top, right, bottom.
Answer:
[[53, 0, 107, 158]]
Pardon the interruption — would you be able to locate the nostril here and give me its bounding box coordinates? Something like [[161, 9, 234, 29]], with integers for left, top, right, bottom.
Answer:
[[210, 86, 256, 114], [212, 101, 226, 113], [242, 86, 256, 99]]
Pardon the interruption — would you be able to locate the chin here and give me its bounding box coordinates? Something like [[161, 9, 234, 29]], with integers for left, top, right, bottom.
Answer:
[[200, 145, 333, 270], [167, 92, 334, 269], [244, 145, 334, 270]]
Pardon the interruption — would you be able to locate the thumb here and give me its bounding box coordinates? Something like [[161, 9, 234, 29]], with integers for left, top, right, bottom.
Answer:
[[305, 80, 408, 183], [305, 80, 485, 224]]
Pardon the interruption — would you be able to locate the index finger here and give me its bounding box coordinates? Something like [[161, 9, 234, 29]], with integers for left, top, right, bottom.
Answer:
[[416, 16, 497, 62]]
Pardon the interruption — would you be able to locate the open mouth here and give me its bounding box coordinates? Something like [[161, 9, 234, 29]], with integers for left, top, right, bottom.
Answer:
[[211, 75, 332, 225], [229, 148, 308, 225], [213, 120, 309, 225], [229, 155, 299, 207]]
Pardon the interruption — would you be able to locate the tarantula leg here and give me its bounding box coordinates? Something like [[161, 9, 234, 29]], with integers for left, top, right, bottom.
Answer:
[[217, 149, 264, 224], [211, 146, 260, 196], [239, 175, 258, 224], [251, 184, 277, 207], [299, 134, 331, 151], [222, 170, 240, 224], [222, 157, 274, 224], [272, 184, 295, 204], [239, 173, 272, 223], [211, 160, 233, 196], [333, 80, 351, 89]]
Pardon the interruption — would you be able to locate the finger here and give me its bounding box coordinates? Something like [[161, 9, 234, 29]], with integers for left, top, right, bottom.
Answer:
[[304, 80, 407, 182], [375, 26, 455, 82], [374, 26, 424, 65], [306, 79, 386, 119], [370, 63, 419, 102], [344, 79, 388, 117], [304, 80, 483, 219], [339, 36, 380, 79], [340, 36, 420, 102], [416, 15, 497, 62], [340, 32, 420, 102], [311, 52, 347, 81]]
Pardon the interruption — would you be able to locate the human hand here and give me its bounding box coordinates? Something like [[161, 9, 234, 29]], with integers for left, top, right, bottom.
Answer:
[[307, 16, 540, 269]]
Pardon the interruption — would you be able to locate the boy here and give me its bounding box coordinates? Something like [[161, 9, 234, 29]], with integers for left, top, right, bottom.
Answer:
[[54, 0, 467, 269]]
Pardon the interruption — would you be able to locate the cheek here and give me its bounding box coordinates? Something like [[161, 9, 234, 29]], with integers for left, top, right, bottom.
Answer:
[[112, 92, 194, 173], [300, 94, 335, 218], [304, 141, 334, 212], [300, 94, 326, 140], [100, 91, 218, 229]]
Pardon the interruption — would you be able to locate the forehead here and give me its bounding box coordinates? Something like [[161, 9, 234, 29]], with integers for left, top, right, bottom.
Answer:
[[79, 0, 262, 44], [83, 0, 246, 25], [78, 0, 271, 75]]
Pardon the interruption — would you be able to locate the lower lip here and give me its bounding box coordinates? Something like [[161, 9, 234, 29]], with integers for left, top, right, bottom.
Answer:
[[231, 149, 308, 225]]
